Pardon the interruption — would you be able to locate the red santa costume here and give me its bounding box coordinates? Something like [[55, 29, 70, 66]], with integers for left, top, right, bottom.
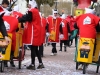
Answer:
[[66, 15, 71, 24], [12, 5, 23, 18], [0, 4, 19, 51], [46, 9, 62, 55], [61, 14, 69, 41], [69, 16, 78, 47], [22, 3, 41, 46], [3, 15, 18, 51], [70, 17, 76, 32], [76, 8, 99, 39], [0, 6, 9, 45], [40, 13, 47, 44], [11, 5, 23, 47], [18, 0, 44, 68], [47, 10, 62, 43], [0, 3, 18, 66], [59, 14, 70, 52]]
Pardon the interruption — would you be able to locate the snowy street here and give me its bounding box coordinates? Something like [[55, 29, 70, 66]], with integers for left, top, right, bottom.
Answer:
[[1, 43, 100, 75]]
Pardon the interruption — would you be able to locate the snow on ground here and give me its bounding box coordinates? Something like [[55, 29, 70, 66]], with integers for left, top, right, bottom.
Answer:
[[0, 43, 100, 75]]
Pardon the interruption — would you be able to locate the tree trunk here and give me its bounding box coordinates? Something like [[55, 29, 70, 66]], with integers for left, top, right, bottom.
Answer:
[[38, 4, 41, 11]]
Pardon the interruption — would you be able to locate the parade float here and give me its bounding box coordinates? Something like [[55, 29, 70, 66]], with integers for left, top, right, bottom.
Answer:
[[73, 0, 97, 16], [73, 0, 100, 74]]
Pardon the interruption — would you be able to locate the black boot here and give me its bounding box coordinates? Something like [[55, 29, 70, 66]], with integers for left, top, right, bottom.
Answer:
[[10, 61, 15, 67], [59, 42, 62, 51], [10, 54, 15, 67], [26, 64, 35, 70], [39, 44, 44, 57], [54, 48, 57, 54], [64, 46, 67, 52], [59, 49, 62, 51], [37, 63, 45, 69], [4, 61, 8, 67], [59, 48, 62, 51]]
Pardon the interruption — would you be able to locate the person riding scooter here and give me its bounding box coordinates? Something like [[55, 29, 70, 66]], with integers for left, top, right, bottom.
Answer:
[[74, 8, 100, 69]]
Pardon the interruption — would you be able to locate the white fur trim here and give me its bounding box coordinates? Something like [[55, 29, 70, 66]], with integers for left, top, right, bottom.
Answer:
[[0, 11, 5, 15], [25, 25, 33, 45], [85, 8, 95, 14], [29, 0, 37, 8], [31, 25, 33, 45], [53, 11, 58, 14], [4, 10, 11, 16], [61, 14, 66, 19], [39, 12, 42, 18]]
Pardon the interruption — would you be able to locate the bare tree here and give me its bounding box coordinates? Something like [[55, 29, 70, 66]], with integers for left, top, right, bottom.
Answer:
[[40, 2, 73, 17], [26, 0, 55, 10]]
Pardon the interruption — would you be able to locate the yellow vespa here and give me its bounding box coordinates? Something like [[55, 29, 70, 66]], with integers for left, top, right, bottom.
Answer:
[[75, 32, 100, 74]]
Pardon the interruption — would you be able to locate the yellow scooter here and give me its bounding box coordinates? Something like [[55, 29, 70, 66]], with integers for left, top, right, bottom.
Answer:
[[0, 31, 25, 72], [0, 33, 12, 72], [75, 32, 100, 74]]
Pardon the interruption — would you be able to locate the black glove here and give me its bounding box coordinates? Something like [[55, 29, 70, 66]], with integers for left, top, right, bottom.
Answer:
[[0, 12, 5, 18]]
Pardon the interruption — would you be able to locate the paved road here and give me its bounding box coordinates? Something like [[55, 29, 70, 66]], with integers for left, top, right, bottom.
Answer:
[[1, 43, 100, 75]]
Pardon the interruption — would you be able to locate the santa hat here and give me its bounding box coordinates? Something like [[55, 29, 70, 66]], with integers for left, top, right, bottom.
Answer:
[[13, 5, 19, 12], [53, 9, 58, 14], [0, 5, 5, 15], [85, 8, 95, 14], [61, 14, 66, 19], [52, 9, 58, 19], [29, 0, 37, 8]]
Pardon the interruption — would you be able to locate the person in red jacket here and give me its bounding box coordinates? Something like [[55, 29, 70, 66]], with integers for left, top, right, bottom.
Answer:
[[46, 9, 63, 56], [18, 0, 44, 70], [75, 8, 100, 39], [0, 5, 11, 45], [74, 8, 100, 69], [59, 14, 70, 52], [69, 15, 77, 47], [12, 5, 23, 18], [39, 13, 47, 57], [0, 0, 19, 68], [66, 15, 72, 46], [12, 5, 24, 48], [3, 15, 19, 67]]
